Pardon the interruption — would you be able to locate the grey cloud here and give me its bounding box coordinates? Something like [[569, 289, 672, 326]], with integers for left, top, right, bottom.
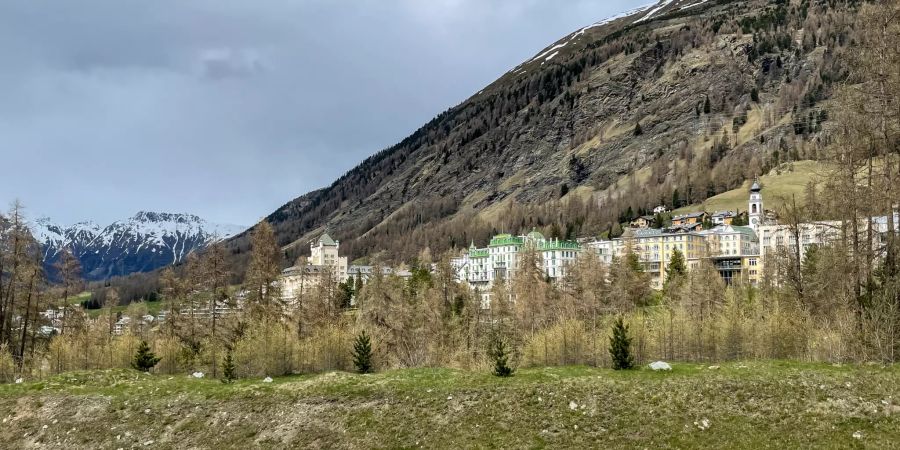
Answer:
[[0, 0, 646, 226], [199, 48, 268, 80]]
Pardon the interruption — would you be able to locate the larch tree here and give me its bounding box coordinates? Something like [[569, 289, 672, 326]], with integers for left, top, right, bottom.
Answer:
[[244, 221, 283, 319], [53, 248, 83, 333], [202, 243, 230, 378]]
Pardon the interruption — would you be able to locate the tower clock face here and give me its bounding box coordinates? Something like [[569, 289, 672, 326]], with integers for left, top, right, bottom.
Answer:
[[751, 218, 758, 225]]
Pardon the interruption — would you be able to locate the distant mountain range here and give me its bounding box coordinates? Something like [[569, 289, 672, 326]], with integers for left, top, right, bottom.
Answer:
[[31, 212, 245, 281]]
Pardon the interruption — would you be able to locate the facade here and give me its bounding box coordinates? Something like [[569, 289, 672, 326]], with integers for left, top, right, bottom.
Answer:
[[630, 215, 654, 229], [624, 228, 709, 289], [756, 220, 841, 269], [671, 212, 707, 227], [584, 225, 761, 288], [308, 233, 349, 282], [700, 225, 760, 286], [700, 225, 758, 257], [711, 211, 737, 226], [281, 233, 349, 301], [450, 231, 582, 304]]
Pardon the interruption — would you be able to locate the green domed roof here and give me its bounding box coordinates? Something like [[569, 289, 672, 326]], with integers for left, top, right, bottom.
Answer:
[[527, 230, 545, 240]]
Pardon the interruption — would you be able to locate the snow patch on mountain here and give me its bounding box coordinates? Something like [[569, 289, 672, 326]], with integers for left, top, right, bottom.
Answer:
[[30, 212, 245, 280]]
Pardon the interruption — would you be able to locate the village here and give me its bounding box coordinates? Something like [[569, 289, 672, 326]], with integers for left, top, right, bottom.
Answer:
[[35, 180, 898, 335], [280, 180, 897, 305]]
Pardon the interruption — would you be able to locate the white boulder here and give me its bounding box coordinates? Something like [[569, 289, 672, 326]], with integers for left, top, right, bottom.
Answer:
[[263, 376, 273, 383], [14, 378, 23, 384], [192, 372, 204, 378], [649, 361, 672, 371]]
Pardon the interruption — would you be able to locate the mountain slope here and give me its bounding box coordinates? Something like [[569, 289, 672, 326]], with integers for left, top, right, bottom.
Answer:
[[230, 0, 853, 264], [33, 212, 245, 281]]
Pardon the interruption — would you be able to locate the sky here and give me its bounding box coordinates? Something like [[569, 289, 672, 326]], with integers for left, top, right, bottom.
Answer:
[[0, 0, 646, 226]]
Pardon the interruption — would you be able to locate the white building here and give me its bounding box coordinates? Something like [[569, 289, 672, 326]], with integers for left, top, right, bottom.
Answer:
[[451, 231, 581, 306], [757, 220, 842, 267], [281, 233, 349, 301], [309, 233, 348, 282]]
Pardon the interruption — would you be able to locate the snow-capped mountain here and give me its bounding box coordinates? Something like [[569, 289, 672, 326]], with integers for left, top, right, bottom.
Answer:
[[31, 212, 245, 280]]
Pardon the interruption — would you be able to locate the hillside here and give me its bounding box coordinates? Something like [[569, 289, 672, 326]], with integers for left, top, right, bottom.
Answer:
[[225, 0, 852, 265], [675, 159, 824, 214], [32, 212, 244, 281], [1, 362, 898, 448]]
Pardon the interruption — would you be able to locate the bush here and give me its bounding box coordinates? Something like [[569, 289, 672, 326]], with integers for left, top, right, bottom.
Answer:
[[609, 317, 634, 370], [131, 340, 161, 372], [521, 319, 596, 367], [352, 330, 373, 374]]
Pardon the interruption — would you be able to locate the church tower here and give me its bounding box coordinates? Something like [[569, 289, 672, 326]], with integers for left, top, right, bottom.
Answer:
[[748, 178, 763, 230]]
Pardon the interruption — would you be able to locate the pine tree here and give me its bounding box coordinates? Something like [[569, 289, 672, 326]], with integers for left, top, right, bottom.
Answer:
[[489, 332, 514, 377], [352, 330, 373, 374], [703, 96, 711, 114], [633, 121, 643, 136], [131, 340, 161, 372], [609, 317, 634, 370], [666, 248, 687, 283], [221, 350, 236, 384]]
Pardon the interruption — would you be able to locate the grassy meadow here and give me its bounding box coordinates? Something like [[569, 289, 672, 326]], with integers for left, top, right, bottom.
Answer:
[[1, 361, 898, 449]]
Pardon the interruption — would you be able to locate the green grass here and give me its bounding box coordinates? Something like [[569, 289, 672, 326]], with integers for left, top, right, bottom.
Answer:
[[1, 361, 898, 448], [65, 292, 92, 305], [84, 300, 167, 319], [675, 160, 827, 214]]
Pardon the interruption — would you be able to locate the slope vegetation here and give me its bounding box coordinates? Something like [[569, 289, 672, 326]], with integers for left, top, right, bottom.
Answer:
[[225, 0, 853, 265], [1, 362, 898, 448], [676, 159, 825, 214]]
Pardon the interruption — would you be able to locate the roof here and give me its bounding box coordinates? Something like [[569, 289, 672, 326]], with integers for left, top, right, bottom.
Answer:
[[634, 228, 664, 237], [282, 265, 327, 275], [316, 233, 337, 246], [673, 212, 706, 220], [750, 179, 761, 192], [526, 230, 545, 240], [712, 211, 737, 217], [665, 223, 703, 233], [700, 225, 757, 239], [489, 234, 524, 247]]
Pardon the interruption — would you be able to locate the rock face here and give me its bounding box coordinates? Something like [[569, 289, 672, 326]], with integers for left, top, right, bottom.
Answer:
[[32, 212, 245, 281], [226, 0, 848, 264]]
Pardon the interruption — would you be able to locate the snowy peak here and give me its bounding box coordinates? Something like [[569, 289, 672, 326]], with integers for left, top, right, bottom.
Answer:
[[31, 212, 246, 281], [510, 0, 708, 76]]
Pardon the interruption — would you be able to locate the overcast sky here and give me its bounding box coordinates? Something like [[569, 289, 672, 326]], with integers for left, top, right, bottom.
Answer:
[[0, 0, 646, 226]]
